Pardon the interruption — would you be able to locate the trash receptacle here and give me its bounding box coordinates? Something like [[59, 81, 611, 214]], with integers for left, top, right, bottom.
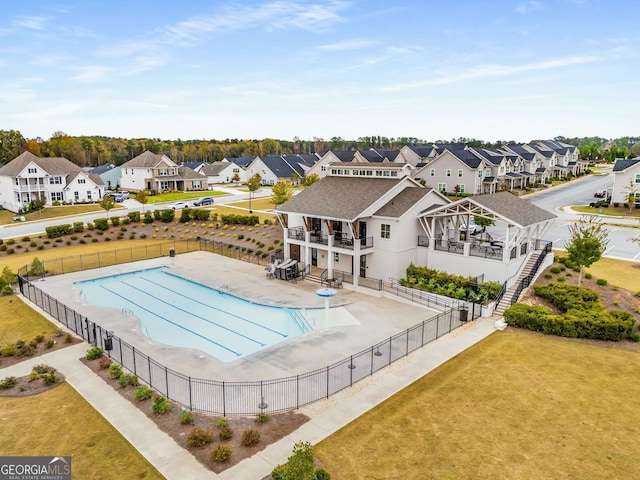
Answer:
[[104, 331, 114, 351], [459, 307, 468, 323], [169, 248, 175, 258]]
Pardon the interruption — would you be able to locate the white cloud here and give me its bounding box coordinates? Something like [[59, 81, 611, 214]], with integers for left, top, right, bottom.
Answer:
[[316, 39, 378, 51], [12, 15, 51, 30], [379, 55, 600, 92], [516, 1, 543, 14]]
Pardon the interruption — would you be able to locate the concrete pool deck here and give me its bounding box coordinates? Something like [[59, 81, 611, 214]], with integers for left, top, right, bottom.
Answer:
[[31, 251, 448, 381]]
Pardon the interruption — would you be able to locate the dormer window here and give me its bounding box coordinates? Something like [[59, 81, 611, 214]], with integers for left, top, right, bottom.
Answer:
[[28, 167, 37, 174]]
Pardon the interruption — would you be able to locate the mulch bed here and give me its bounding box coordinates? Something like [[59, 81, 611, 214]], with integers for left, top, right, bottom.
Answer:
[[82, 356, 309, 474], [0, 334, 82, 369], [0, 370, 66, 397]]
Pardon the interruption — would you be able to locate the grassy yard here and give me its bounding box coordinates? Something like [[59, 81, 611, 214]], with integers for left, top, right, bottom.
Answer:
[[315, 330, 640, 479], [0, 383, 165, 480], [586, 257, 640, 293], [0, 295, 59, 343], [0, 205, 123, 225], [146, 191, 228, 203], [571, 205, 640, 217]]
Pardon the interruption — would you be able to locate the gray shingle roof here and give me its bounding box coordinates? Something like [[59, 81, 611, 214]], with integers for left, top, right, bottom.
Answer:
[[374, 187, 433, 218], [612, 158, 640, 172], [0, 151, 83, 177], [276, 176, 402, 221], [471, 191, 556, 227], [225, 156, 255, 168], [200, 163, 231, 175], [121, 151, 174, 168]]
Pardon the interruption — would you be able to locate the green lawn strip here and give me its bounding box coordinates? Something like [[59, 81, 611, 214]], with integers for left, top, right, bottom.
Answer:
[[315, 330, 640, 480], [586, 257, 640, 293], [0, 295, 59, 342], [0, 383, 165, 480], [571, 205, 640, 217], [146, 191, 228, 204], [0, 205, 125, 226]]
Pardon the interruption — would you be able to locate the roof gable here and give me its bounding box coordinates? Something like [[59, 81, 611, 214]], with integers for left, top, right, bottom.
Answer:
[[122, 151, 176, 169], [612, 157, 640, 172]]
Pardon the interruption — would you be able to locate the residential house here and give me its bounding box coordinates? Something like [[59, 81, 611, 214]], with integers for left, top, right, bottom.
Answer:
[[0, 151, 105, 212], [305, 151, 356, 179], [247, 154, 320, 186], [501, 145, 549, 184], [120, 151, 207, 192], [525, 143, 562, 178], [413, 147, 487, 195], [196, 162, 246, 185], [539, 140, 584, 176], [223, 156, 256, 169], [611, 157, 640, 205], [398, 145, 439, 166], [88, 163, 121, 190]]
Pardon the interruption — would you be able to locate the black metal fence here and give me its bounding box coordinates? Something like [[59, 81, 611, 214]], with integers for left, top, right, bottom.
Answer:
[[17, 268, 473, 416]]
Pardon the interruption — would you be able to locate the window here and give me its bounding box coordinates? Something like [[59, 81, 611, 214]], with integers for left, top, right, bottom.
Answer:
[[158, 168, 169, 176], [430, 169, 435, 177], [635, 174, 640, 184], [381, 224, 390, 239], [333, 252, 339, 263], [49, 176, 62, 184], [50, 192, 63, 201], [485, 168, 491, 176], [78, 178, 86, 184], [390, 171, 397, 177], [457, 184, 465, 193], [192, 181, 201, 189], [233, 168, 239, 173], [438, 183, 447, 193], [446, 169, 452, 177], [87, 191, 92, 199], [28, 167, 37, 174], [499, 166, 505, 174], [476, 184, 482, 193], [74, 192, 79, 201], [321, 165, 326, 172], [382, 170, 390, 177], [458, 169, 463, 177]]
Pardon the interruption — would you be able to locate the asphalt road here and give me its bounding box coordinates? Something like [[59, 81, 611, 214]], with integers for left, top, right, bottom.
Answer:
[[526, 170, 640, 261]]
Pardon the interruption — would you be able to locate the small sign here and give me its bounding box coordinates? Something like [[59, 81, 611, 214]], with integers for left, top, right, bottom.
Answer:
[[0, 456, 71, 480]]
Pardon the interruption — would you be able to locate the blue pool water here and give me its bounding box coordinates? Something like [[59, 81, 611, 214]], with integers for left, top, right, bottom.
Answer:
[[76, 267, 313, 362]]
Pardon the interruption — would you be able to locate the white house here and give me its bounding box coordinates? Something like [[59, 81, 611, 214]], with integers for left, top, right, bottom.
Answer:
[[88, 163, 121, 190], [196, 162, 246, 185], [611, 157, 640, 205], [120, 151, 207, 192], [0, 151, 105, 212]]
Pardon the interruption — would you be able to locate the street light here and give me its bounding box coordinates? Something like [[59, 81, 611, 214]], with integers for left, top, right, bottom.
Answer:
[[249, 190, 252, 213]]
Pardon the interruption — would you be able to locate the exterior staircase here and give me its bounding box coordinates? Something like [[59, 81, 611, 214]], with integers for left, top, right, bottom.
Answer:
[[493, 248, 548, 317]]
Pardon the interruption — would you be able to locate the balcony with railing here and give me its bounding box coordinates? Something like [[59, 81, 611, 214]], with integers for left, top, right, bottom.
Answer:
[[288, 227, 373, 250]]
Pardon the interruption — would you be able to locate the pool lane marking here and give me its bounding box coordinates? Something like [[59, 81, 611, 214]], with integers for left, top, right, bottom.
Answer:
[[138, 275, 288, 338], [120, 280, 268, 347], [99, 285, 242, 357]]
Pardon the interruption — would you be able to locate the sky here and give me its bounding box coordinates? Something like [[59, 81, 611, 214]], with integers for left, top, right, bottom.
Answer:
[[1, 0, 639, 143]]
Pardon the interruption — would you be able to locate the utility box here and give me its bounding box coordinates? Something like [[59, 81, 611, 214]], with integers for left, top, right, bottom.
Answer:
[[459, 307, 468, 323], [169, 248, 175, 258]]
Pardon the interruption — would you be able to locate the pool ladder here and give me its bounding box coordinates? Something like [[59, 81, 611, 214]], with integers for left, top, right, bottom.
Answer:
[[291, 310, 313, 333]]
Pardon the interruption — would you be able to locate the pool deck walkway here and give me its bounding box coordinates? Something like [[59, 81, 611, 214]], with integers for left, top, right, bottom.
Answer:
[[1, 313, 498, 480]]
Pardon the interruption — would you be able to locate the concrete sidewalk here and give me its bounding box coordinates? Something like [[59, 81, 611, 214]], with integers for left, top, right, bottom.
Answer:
[[1, 317, 498, 480]]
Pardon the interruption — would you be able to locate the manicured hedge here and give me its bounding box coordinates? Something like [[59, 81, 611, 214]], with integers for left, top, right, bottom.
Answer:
[[160, 209, 175, 223], [45, 224, 73, 238], [505, 282, 635, 341], [400, 264, 503, 301], [94, 218, 109, 231], [219, 214, 260, 226]]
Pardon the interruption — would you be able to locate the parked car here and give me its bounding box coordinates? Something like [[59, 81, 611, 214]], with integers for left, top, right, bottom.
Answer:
[[594, 190, 606, 198], [192, 196, 214, 207], [172, 201, 190, 210], [463, 218, 484, 235]]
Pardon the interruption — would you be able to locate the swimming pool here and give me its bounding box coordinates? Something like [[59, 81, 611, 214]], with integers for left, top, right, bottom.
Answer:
[[76, 267, 313, 362]]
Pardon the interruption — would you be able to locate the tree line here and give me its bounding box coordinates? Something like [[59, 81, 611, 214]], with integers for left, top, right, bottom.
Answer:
[[1, 130, 638, 167]]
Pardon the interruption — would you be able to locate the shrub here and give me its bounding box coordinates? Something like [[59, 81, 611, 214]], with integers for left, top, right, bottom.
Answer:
[[134, 386, 153, 401], [585, 273, 593, 280], [108, 362, 123, 379], [128, 211, 141, 222], [534, 283, 600, 312], [180, 209, 191, 223], [216, 418, 228, 428], [219, 425, 233, 440], [550, 266, 561, 274], [2, 285, 13, 295], [42, 372, 59, 385], [160, 209, 175, 223], [272, 441, 316, 480], [241, 429, 260, 446], [210, 444, 232, 463], [45, 339, 54, 349], [98, 356, 112, 370], [94, 218, 109, 231], [237, 234, 244, 240], [557, 276, 565, 282], [0, 376, 18, 390], [151, 395, 171, 414], [144, 212, 153, 224], [180, 410, 195, 425], [187, 428, 214, 447], [544, 273, 553, 279], [256, 412, 269, 424], [122, 217, 131, 225], [315, 469, 331, 480], [118, 376, 128, 388], [86, 346, 104, 360], [65, 333, 74, 343], [111, 216, 120, 226], [597, 278, 607, 286]]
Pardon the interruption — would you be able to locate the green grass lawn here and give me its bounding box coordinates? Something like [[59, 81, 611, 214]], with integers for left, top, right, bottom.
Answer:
[[146, 191, 228, 204], [0, 295, 60, 343], [571, 204, 640, 217], [0, 383, 165, 480], [315, 330, 640, 480], [0, 205, 124, 225], [586, 257, 640, 293]]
